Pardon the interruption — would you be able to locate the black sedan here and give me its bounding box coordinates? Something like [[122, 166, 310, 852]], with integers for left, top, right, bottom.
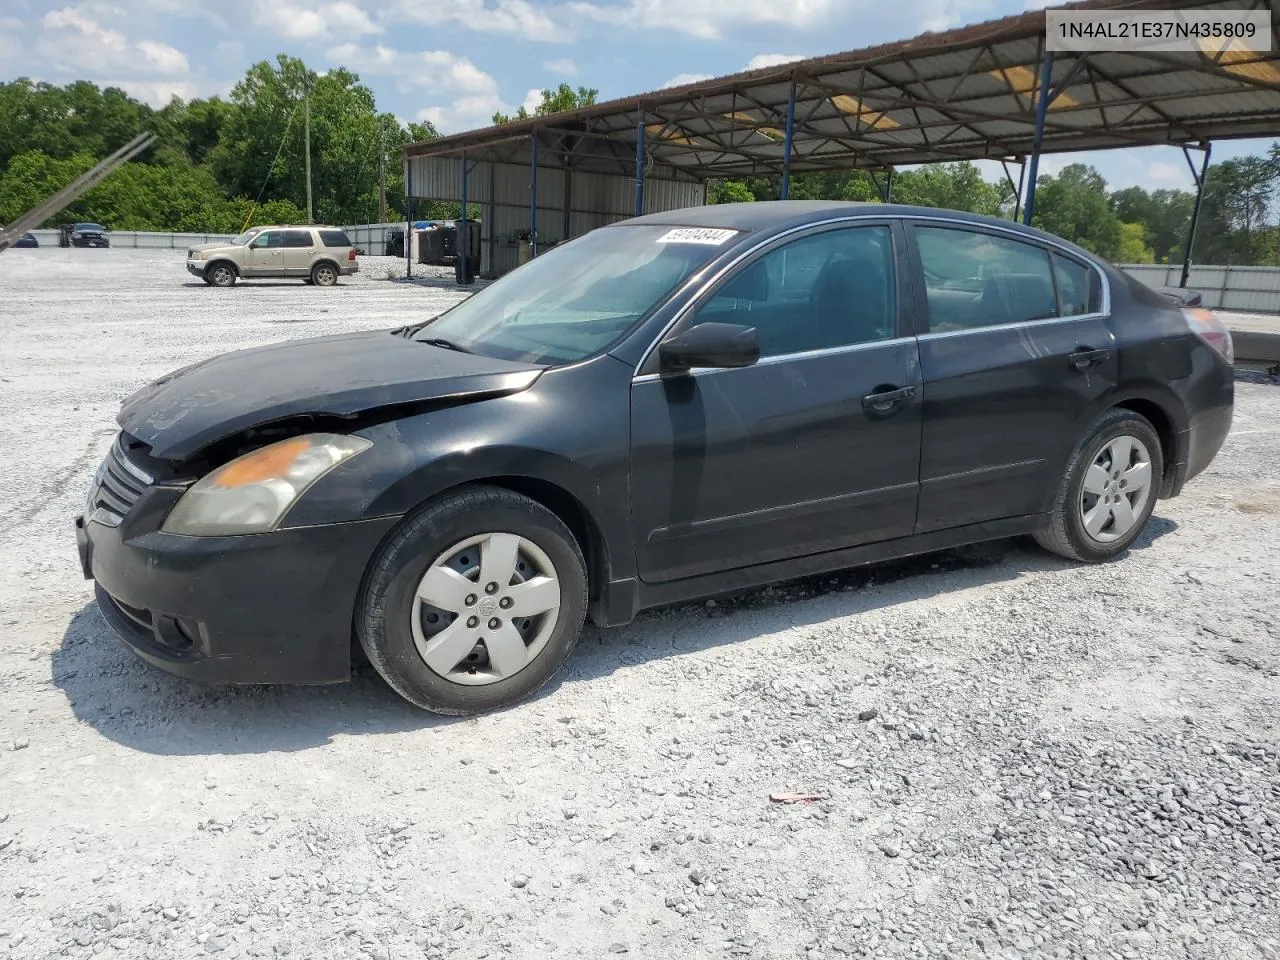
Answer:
[[77, 202, 1234, 714], [72, 223, 110, 247], [12, 231, 38, 248]]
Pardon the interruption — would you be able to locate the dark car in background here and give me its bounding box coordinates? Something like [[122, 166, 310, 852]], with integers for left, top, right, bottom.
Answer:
[[77, 201, 1234, 716], [71, 223, 110, 248], [12, 231, 38, 248]]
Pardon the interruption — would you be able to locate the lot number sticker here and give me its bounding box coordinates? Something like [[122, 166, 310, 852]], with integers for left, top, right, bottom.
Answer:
[[656, 228, 739, 245]]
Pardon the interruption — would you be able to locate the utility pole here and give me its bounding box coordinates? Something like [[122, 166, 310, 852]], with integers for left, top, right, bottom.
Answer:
[[303, 72, 314, 224], [378, 116, 387, 225]]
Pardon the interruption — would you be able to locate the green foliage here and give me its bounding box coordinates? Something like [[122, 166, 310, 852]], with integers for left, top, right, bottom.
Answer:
[[0, 64, 436, 233], [1116, 222, 1155, 264], [492, 84, 598, 125], [1029, 164, 1123, 259], [890, 162, 1010, 216], [707, 179, 756, 204]]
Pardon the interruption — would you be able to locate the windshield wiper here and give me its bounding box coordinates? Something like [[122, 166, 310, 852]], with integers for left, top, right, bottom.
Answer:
[[417, 336, 471, 353]]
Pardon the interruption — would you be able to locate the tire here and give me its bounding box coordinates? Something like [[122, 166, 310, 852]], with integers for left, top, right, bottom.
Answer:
[[357, 486, 588, 715], [302, 278, 314, 285], [311, 262, 338, 287], [206, 262, 236, 287], [1034, 408, 1163, 562]]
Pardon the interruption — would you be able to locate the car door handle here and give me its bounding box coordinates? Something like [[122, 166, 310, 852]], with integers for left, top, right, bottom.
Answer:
[[861, 385, 917, 413], [1068, 347, 1110, 370]]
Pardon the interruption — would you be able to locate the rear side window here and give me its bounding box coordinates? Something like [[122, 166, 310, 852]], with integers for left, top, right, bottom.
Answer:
[[1053, 253, 1101, 315], [914, 226, 1057, 332], [319, 230, 352, 247], [283, 229, 314, 248]]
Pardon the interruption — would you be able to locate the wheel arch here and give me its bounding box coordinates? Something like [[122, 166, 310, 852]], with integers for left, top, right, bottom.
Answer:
[[204, 258, 239, 278], [1103, 386, 1188, 497], [311, 257, 341, 276]]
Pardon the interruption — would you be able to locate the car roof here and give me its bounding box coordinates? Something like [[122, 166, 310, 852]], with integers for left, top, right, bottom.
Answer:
[[619, 201, 1098, 259]]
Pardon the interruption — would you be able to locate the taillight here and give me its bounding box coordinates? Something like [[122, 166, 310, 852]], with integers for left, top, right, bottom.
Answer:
[[348, 249, 357, 261], [1182, 308, 1233, 364]]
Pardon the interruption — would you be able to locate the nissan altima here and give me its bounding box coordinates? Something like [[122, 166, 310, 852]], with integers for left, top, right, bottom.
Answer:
[[76, 202, 1234, 714]]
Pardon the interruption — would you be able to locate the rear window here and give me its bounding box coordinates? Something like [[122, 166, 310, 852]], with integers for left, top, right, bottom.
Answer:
[[319, 230, 352, 247], [283, 229, 314, 248]]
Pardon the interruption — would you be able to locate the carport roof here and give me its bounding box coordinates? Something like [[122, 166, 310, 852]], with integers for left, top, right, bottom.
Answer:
[[405, 0, 1280, 178]]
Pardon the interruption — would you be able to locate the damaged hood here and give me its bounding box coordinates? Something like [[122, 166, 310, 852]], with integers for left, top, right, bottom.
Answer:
[[118, 330, 543, 460]]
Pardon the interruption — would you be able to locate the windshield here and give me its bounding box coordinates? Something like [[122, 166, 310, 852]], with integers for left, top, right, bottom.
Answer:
[[413, 224, 737, 364], [76, 223, 104, 231], [232, 229, 262, 245]]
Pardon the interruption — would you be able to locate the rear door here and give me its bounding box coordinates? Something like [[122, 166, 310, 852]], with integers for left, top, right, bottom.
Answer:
[[629, 220, 923, 583], [243, 229, 285, 277], [905, 220, 1117, 532], [282, 229, 317, 276]]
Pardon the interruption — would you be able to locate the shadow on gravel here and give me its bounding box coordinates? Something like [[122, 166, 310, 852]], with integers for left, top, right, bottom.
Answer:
[[557, 519, 1177, 690], [52, 603, 452, 756], [53, 520, 1177, 754]]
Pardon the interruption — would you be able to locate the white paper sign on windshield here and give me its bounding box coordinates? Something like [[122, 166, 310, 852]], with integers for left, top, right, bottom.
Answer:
[[655, 228, 739, 245]]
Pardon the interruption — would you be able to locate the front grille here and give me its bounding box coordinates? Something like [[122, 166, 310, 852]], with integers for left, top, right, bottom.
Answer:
[[89, 436, 155, 526]]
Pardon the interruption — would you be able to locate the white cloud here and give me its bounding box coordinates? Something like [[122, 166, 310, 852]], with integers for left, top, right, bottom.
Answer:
[[520, 87, 542, 113], [37, 6, 190, 77], [384, 0, 566, 42], [746, 53, 803, 71], [662, 72, 712, 88], [0, 16, 22, 60], [543, 57, 577, 76], [114, 79, 201, 106], [136, 40, 189, 74], [255, 0, 381, 40], [417, 96, 513, 133], [1146, 161, 1190, 187], [570, 0, 837, 40]]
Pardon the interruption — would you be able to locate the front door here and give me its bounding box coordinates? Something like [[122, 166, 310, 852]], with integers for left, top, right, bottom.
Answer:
[[630, 222, 923, 584], [282, 228, 316, 276], [906, 222, 1119, 532], [243, 229, 286, 277]]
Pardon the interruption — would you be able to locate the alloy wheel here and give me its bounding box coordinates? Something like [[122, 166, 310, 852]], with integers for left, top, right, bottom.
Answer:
[[411, 532, 562, 685], [1078, 434, 1153, 543]]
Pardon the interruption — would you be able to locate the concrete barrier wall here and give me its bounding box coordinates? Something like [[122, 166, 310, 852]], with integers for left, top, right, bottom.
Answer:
[[1119, 264, 1280, 315], [28, 229, 236, 248]]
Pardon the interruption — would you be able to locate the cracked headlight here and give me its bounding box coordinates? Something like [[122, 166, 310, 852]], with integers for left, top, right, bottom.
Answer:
[[162, 433, 371, 536]]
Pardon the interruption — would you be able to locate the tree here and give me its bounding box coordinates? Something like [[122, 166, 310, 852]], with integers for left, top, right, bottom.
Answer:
[[1031, 164, 1124, 259], [891, 162, 1010, 216], [492, 84, 598, 124], [1115, 222, 1155, 263]]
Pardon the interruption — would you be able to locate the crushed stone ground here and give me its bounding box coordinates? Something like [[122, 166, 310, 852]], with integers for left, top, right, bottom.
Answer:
[[1, 247, 1278, 960]]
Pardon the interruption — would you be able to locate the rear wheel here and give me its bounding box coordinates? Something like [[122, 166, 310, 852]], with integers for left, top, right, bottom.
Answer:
[[1034, 408, 1162, 562], [311, 262, 338, 287], [206, 262, 236, 287], [357, 486, 588, 714]]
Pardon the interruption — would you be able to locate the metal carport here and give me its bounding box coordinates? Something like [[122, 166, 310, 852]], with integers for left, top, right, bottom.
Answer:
[[405, 0, 1280, 281]]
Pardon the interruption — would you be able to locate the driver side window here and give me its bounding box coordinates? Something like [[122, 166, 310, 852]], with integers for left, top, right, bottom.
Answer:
[[255, 231, 284, 249], [691, 225, 896, 358]]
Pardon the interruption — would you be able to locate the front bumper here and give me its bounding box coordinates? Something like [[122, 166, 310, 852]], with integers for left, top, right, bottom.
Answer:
[[186, 259, 206, 276], [77, 511, 398, 684]]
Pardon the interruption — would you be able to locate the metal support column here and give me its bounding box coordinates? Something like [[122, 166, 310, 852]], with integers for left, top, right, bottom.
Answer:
[[781, 81, 797, 200], [1001, 157, 1026, 222], [634, 117, 645, 217], [885, 168, 894, 202], [1180, 142, 1212, 289], [1022, 51, 1055, 226], [459, 154, 470, 285], [404, 157, 412, 280], [530, 133, 539, 258]]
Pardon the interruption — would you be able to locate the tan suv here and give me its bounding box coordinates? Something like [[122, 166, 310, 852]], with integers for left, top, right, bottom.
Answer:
[[187, 226, 359, 287]]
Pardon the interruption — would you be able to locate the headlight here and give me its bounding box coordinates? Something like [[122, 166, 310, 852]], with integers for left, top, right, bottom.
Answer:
[[191, 251, 208, 260], [161, 433, 371, 536]]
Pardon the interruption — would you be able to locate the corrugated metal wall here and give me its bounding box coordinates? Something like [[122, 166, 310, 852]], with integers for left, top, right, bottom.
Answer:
[[407, 157, 705, 277], [1120, 264, 1280, 315]]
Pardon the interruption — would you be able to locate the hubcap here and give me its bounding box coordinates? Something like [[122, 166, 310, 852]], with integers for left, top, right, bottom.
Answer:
[[411, 532, 561, 685], [1078, 434, 1153, 543]]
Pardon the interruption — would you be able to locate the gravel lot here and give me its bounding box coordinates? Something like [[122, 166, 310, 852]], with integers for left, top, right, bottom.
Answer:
[[1, 247, 1279, 960]]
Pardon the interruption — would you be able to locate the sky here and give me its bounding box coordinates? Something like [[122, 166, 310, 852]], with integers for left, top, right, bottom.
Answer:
[[1, 0, 1275, 192]]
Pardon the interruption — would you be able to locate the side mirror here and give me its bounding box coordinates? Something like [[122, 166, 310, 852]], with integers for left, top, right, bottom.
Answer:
[[248, 239, 261, 249], [659, 322, 760, 373]]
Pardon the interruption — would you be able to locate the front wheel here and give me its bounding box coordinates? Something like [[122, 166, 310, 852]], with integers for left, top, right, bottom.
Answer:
[[1034, 408, 1163, 562], [206, 263, 236, 287], [357, 486, 588, 715]]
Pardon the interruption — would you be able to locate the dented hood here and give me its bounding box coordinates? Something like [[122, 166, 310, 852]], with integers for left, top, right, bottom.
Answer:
[[118, 330, 543, 460]]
